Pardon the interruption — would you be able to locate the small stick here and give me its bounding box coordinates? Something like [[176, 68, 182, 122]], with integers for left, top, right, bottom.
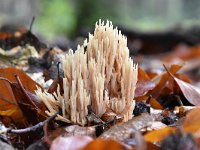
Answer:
[[43, 123, 51, 146], [175, 95, 183, 106], [0, 77, 12, 84], [87, 105, 105, 124], [57, 62, 64, 95], [146, 95, 152, 104], [14, 75, 39, 109], [29, 16, 35, 32], [94, 116, 116, 128], [7, 111, 59, 134], [163, 64, 175, 78], [57, 62, 61, 76]]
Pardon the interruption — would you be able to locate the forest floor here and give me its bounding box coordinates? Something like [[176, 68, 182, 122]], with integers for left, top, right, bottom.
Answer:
[[0, 20, 200, 150]]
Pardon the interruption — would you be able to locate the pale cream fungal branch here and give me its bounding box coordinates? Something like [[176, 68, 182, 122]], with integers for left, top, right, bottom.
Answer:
[[35, 20, 138, 126]]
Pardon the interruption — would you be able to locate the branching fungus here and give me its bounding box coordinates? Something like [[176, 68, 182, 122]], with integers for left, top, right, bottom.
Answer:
[[36, 20, 138, 126]]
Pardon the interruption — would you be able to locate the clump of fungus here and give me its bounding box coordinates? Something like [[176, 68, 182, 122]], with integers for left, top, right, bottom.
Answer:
[[36, 20, 138, 126]]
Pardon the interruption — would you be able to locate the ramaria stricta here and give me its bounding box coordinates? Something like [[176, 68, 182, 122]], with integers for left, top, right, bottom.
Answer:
[[36, 20, 138, 126]]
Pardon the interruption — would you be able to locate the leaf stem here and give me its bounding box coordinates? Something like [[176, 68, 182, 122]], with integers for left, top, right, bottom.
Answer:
[[14, 75, 39, 109]]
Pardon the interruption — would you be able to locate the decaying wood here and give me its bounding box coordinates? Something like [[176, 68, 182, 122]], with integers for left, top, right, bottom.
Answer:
[[100, 113, 154, 141]]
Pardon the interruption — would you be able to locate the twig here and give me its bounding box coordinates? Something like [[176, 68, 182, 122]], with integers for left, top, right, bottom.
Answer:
[[57, 62, 64, 95], [94, 116, 116, 128], [14, 75, 39, 109], [146, 95, 152, 104], [163, 64, 174, 78], [7, 111, 59, 134], [57, 62, 61, 76], [86, 105, 105, 125], [0, 77, 12, 84], [29, 16, 35, 32], [43, 123, 51, 146]]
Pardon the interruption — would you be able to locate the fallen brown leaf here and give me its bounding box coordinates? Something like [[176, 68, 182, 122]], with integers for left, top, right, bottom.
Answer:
[[135, 67, 156, 97], [0, 68, 47, 127], [183, 107, 200, 133], [0, 68, 42, 92], [81, 139, 129, 150], [165, 65, 200, 106], [148, 64, 183, 99], [0, 78, 27, 127], [144, 127, 176, 143], [50, 135, 93, 150]]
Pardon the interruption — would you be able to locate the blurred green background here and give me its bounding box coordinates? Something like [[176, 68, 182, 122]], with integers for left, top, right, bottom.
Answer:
[[0, 0, 200, 40]]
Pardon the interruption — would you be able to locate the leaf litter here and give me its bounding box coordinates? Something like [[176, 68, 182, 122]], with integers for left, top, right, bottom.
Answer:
[[1, 19, 200, 150]]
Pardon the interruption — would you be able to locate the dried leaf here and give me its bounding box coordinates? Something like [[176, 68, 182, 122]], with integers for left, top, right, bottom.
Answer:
[[135, 81, 155, 97], [9, 78, 46, 124], [144, 127, 176, 143], [165, 66, 200, 106], [47, 79, 59, 94], [0, 25, 46, 51], [183, 108, 200, 133], [82, 139, 129, 150], [0, 32, 12, 40], [146, 142, 159, 150], [0, 68, 42, 92], [148, 64, 183, 98], [50, 136, 93, 150], [101, 108, 123, 123], [135, 68, 156, 97], [149, 97, 164, 109], [0, 68, 46, 127], [163, 44, 200, 62], [0, 79, 27, 127], [144, 107, 200, 144], [135, 96, 163, 109], [0, 107, 18, 116], [138, 67, 150, 81], [175, 78, 200, 106], [48, 70, 63, 95]]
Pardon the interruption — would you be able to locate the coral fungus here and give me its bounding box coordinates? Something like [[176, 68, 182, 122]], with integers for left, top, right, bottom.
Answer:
[[36, 20, 138, 125]]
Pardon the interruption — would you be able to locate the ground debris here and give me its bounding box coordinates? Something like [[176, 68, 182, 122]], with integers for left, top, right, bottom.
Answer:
[[100, 113, 154, 141]]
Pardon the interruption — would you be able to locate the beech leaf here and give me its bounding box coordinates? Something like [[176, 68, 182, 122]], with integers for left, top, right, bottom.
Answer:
[[82, 139, 128, 150], [144, 127, 176, 143], [165, 65, 200, 106], [0, 68, 42, 92], [50, 136, 93, 150], [148, 64, 183, 98], [135, 67, 156, 97], [183, 107, 200, 133], [0, 68, 47, 127], [0, 78, 27, 127], [144, 107, 200, 144]]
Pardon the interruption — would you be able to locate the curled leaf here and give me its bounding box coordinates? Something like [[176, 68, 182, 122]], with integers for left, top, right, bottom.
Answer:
[[165, 65, 200, 106], [0, 68, 46, 127], [0, 78, 27, 127], [148, 64, 183, 98]]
